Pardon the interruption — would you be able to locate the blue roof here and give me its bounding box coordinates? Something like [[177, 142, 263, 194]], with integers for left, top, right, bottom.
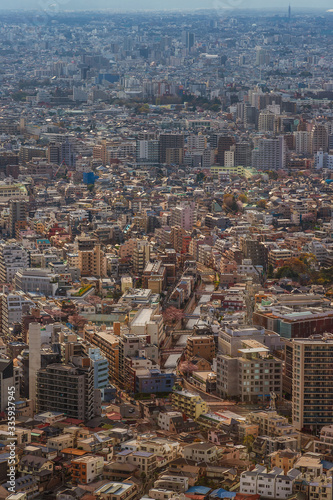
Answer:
[[210, 488, 236, 499], [321, 460, 333, 470], [187, 486, 211, 494]]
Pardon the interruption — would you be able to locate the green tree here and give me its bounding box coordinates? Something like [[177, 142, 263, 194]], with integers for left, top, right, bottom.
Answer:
[[243, 434, 255, 453]]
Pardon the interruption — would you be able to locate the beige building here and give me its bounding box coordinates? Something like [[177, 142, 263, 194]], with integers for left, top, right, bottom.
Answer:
[[172, 390, 208, 420], [116, 450, 157, 476], [248, 411, 295, 437], [78, 244, 106, 278], [47, 434, 74, 452], [186, 336, 215, 362]]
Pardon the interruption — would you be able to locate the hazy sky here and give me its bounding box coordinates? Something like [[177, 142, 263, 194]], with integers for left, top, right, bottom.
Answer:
[[0, 0, 332, 10]]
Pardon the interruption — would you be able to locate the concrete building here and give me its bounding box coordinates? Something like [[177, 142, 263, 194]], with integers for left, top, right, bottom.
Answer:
[[87, 348, 109, 390], [240, 465, 300, 499], [186, 335, 215, 362], [291, 334, 333, 432], [14, 269, 59, 296], [36, 360, 95, 421], [94, 482, 138, 500], [311, 123, 328, 154], [71, 455, 104, 484], [130, 306, 164, 345], [252, 136, 286, 171], [183, 442, 220, 463], [159, 134, 184, 163], [171, 390, 208, 420], [0, 359, 20, 412], [216, 340, 282, 403], [28, 323, 41, 410], [0, 242, 29, 283], [132, 240, 151, 275], [171, 202, 197, 231], [294, 131, 311, 154], [9, 200, 27, 238], [78, 244, 106, 278]]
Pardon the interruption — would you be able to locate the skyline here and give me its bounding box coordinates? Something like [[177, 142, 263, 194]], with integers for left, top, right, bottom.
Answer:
[[1, 0, 333, 12]]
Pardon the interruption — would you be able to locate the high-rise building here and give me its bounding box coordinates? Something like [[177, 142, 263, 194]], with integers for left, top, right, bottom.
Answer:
[[255, 46, 270, 66], [217, 136, 235, 165], [87, 348, 109, 391], [61, 137, 75, 167], [294, 131, 311, 154], [28, 322, 41, 410], [9, 200, 27, 238], [47, 142, 60, 164], [311, 123, 328, 154], [291, 334, 333, 432], [78, 244, 107, 278], [0, 242, 29, 284], [159, 134, 184, 163], [36, 359, 95, 421], [136, 140, 160, 163], [182, 31, 195, 50], [132, 240, 151, 275], [258, 111, 275, 132], [252, 136, 286, 170], [216, 342, 282, 403], [235, 142, 252, 167], [0, 359, 20, 412], [171, 203, 197, 232]]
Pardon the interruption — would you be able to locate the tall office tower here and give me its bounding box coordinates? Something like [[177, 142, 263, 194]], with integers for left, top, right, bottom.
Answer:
[[171, 202, 197, 232], [136, 140, 160, 163], [9, 200, 27, 238], [159, 134, 184, 163], [294, 131, 311, 154], [0, 242, 29, 283], [235, 142, 252, 167], [28, 322, 41, 410], [291, 335, 333, 432], [47, 142, 60, 164], [252, 136, 286, 170], [217, 136, 235, 165], [78, 244, 107, 278], [255, 46, 270, 66], [311, 123, 328, 154], [36, 359, 95, 421], [182, 31, 195, 50], [132, 240, 151, 275]]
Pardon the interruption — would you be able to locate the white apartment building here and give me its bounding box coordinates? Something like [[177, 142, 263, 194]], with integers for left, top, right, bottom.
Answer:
[[240, 465, 301, 499], [294, 131, 311, 154], [0, 242, 29, 283]]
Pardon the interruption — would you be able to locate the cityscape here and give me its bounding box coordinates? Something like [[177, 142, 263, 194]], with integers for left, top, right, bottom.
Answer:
[[0, 5, 332, 500]]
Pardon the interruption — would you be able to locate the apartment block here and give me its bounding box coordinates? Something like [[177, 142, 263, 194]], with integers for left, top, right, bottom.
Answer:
[[291, 335, 333, 432], [171, 390, 208, 420]]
